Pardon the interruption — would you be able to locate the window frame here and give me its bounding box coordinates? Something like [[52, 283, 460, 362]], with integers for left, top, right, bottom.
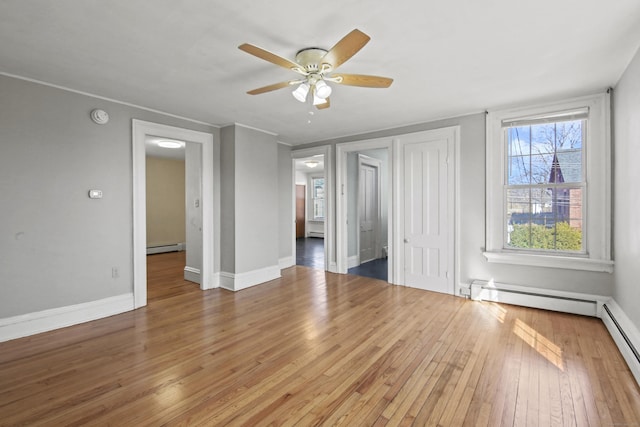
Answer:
[[309, 174, 325, 221], [485, 93, 613, 273]]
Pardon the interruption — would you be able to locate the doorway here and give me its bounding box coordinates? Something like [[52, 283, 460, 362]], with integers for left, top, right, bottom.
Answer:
[[294, 155, 326, 269], [132, 120, 217, 308], [291, 145, 333, 271], [337, 140, 392, 282], [145, 139, 201, 288]]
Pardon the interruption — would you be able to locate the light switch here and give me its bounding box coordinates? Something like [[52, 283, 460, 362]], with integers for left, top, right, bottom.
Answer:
[[194, 199, 200, 208], [88, 190, 103, 199]]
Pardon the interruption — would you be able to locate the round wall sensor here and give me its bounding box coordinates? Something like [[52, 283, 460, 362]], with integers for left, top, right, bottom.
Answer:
[[90, 109, 109, 124]]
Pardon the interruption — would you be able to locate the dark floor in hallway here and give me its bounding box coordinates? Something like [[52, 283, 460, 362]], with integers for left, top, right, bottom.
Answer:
[[348, 257, 388, 282], [296, 237, 325, 269], [297, 237, 388, 281]]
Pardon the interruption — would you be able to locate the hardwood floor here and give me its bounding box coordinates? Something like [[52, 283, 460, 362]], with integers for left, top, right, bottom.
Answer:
[[1, 251, 639, 426]]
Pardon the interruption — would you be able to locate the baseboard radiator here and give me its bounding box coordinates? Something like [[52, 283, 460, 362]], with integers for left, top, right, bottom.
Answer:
[[147, 243, 185, 255], [307, 232, 324, 238], [601, 302, 640, 385], [470, 280, 606, 317]]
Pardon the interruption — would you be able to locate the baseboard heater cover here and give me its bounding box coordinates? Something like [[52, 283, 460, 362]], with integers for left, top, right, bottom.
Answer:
[[147, 243, 185, 255], [307, 232, 324, 238], [601, 302, 640, 385], [470, 280, 607, 317]]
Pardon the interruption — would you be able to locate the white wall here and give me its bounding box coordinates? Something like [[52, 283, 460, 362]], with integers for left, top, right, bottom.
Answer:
[[613, 46, 640, 330], [0, 74, 216, 318]]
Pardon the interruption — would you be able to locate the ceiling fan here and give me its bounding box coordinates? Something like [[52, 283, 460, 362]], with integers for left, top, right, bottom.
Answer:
[[238, 29, 393, 110]]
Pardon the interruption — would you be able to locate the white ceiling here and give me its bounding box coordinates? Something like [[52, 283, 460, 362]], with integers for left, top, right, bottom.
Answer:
[[1, 1, 639, 146]]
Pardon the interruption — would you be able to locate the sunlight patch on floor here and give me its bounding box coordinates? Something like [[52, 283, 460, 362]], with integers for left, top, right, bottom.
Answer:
[[513, 318, 564, 371]]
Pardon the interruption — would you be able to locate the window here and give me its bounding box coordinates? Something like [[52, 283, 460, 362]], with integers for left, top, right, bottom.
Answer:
[[485, 94, 613, 272], [505, 113, 585, 253], [311, 176, 325, 220]]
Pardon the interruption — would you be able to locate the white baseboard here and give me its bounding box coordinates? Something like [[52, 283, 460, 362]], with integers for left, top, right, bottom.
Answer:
[[184, 266, 201, 284], [147, 243, 185, 254], [328, 261, 339, 273], [200, 272, 220, 290], [279, 256, 295, 270], [470, 280, 608, 317], [601, 300, 640, 386], [348, 255, 360, 269], [220, 265, 281, 292], [0, 293, 135, 343]]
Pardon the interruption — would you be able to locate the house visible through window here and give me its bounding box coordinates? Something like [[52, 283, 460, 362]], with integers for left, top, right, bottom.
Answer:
[[312, 177, 325, 220], [505, 114, 586, 253]]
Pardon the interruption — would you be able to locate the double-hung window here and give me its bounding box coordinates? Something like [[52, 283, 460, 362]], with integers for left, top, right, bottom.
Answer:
[[311, 176, 325, 220], [485, 94, 613, 272]]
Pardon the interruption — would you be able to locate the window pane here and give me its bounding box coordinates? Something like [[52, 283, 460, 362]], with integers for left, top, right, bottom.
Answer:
[[313, 199, 324, 219], [507, 120, 584, 186], [506, 186, 583, 251], [313, 178, 324, 199], [507, 127, 531, 185]]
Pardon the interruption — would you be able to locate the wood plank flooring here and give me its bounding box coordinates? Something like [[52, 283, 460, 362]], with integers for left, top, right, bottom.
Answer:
[[1, 251, 639, 426]]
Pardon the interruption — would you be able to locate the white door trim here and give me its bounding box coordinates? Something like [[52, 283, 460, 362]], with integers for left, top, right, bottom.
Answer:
[[291, 145, 334, 272], [336, 138, 394, 280], [394, 126, 460, 294], [357, 154, 382, 263], [132, 120, 217, 309]]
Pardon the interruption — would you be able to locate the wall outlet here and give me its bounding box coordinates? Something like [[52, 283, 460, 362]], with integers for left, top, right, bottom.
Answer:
[[112, 267, 119, 278], [459, 286, 471, 297]]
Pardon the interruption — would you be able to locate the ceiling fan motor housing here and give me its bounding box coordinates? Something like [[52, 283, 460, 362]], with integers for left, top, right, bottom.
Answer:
[[295, 48, 330, 73]]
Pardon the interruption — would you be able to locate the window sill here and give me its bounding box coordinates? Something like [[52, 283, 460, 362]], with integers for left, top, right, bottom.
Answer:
[[483, 251, 614, 273]]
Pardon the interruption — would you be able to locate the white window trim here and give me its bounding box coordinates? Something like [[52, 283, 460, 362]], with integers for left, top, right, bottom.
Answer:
[[308, 173, 325, 222], [485, 93, 613, 273]]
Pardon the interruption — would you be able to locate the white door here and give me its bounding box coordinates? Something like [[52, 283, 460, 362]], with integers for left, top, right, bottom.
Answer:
[[359, 162, 378, 263], [403, 138, 452, 293]]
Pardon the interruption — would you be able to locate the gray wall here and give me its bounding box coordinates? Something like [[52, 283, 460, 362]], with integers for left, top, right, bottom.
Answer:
[[0, 74, 216, 318], [613, 46, 640, 330], [277, 143, 293, 261], [185, 142, 202, 276], [234, 126, 279, 273], [220, 125, 279, 274], [220, 126, 236, 274], [294, 112, 613, 295]]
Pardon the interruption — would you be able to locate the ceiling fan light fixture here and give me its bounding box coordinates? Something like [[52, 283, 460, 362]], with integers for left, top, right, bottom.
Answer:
[[312, 92, 328, 106], [314, 80, 332, 99], [292, 83, 310, 102]]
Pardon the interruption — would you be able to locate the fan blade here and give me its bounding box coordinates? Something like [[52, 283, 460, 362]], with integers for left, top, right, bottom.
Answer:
[[238, 43, 305, 73], [247, 81, 293, 95], [321, 29, 370, 70], [333, 73, 393, 88], [316, 97, 330, 110]]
